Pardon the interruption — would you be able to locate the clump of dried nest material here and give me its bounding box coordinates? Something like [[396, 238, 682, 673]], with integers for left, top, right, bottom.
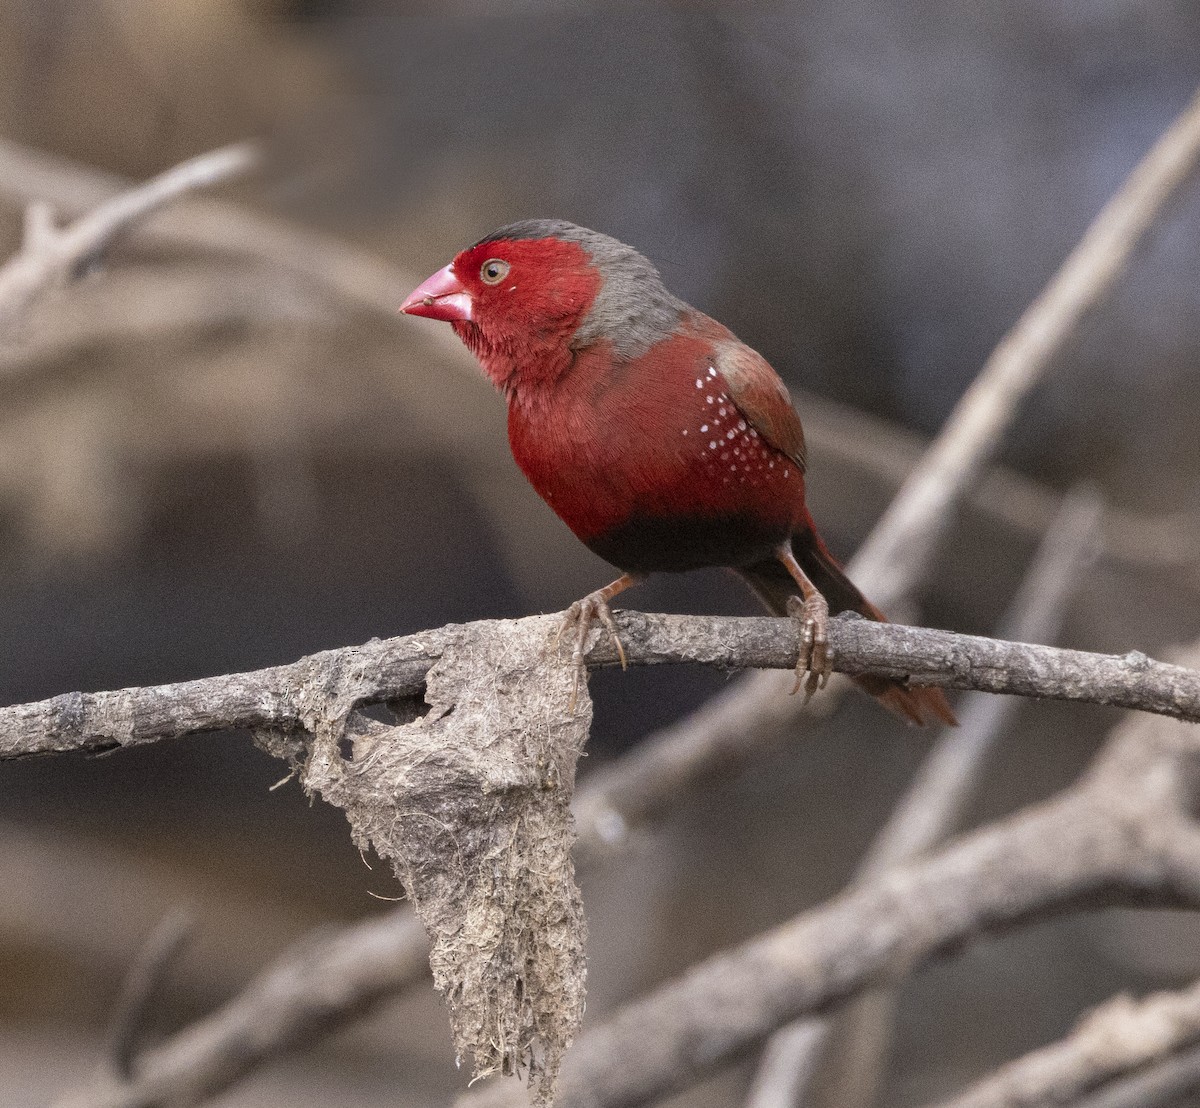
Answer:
[[297, 617, 590, 1105]]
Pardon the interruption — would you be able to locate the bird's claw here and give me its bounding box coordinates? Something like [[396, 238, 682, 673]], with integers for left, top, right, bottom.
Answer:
[[786, 593, 832, 702], [557, 592, 627, 713]]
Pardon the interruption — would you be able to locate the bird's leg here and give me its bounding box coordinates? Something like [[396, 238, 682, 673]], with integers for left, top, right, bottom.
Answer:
[[776, 548, 832, 702], [557, 573, 643, 711]]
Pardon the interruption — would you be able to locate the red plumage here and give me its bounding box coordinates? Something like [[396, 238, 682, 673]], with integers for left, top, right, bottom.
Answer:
[[401, 221, 955, 726]]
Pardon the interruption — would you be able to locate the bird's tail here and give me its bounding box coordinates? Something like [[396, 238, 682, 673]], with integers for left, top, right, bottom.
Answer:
[[735, 520, 957, 727]]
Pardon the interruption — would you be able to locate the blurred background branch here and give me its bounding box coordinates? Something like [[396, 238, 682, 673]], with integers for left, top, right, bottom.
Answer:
[[0, 135, 456, 339], [933, 978, 1200, 1108], [465, 650, 1200, 1107], [746, 484, 1105, 1108], [0, 142, 258, 331]]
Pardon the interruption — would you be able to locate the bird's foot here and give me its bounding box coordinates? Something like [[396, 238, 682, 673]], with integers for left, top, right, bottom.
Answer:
[[556, 591, 628, 712], [786, 593, 832, 702]]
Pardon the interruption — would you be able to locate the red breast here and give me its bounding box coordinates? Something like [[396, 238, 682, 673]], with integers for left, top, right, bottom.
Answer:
[[505, 321, 808, 551]]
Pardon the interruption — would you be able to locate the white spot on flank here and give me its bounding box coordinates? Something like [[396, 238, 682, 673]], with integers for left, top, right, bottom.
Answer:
[[706, 396, 714, 405], [769, 461, 775, 469], [719, 407, 728, 416], [726, 429, 736, 439], [700, 424, 708, 433], [784, 468, 790, 477], [709, 441, 718, 449], [738, 420, 747, 431], [682, 429, 688, 436], [708, 366, 717, 377], [695, 378, 703, 388]]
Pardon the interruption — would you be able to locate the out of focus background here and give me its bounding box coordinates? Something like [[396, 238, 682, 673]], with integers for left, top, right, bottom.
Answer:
[[2, 2, 1200, 1105]]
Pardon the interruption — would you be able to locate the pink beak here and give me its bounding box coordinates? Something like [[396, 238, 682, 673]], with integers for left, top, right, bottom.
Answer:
[[398, 263, 473, 322]]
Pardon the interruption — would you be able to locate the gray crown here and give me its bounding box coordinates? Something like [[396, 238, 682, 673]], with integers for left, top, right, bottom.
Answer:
[[475, 220, 685, 360]]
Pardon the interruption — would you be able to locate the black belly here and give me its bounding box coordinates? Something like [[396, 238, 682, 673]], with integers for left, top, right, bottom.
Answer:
[[584, 511, 788, 574]]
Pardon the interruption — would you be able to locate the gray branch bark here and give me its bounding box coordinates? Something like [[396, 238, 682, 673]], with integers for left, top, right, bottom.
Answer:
[[45, 646, 1200, 1108], [5, 612, 1199, 762], [745, 485, 1104, 1108], [464, 690, 1200, 1108], [7, 610, 1195, 1108]]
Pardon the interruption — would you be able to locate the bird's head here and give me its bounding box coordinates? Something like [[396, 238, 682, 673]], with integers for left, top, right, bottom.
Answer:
[[400, 220, 684, 392]]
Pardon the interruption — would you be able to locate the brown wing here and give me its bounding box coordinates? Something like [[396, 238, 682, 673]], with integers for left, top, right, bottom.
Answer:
[[713, 340, 807, 473]]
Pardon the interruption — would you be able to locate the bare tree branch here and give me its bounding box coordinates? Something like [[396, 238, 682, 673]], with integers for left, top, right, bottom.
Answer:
[[462, 689, 1200, 1108], [106, 911, 195, 1080], [586, 78, 1200, 849], [0, 137, 460, 355], [4, 612, 1199, 762], [47, 658, 1200, 1108], [745, 486, 1104, 1108], [1072, 1042, 1200, 1108], [9, 606, 1195, 1107], [852, 84, 1200, 611], [55, 910, 432, 1108], [799, 389, 1200, 590], [930, 980, 1200, 1108], [0, 143, 258, 331]]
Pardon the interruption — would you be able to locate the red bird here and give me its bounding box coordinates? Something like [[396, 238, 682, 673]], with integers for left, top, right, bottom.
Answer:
[[400, 220, 955, 725]]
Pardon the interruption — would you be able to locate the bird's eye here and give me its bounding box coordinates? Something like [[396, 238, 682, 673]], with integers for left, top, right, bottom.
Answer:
[[480, 258, 511, 285]]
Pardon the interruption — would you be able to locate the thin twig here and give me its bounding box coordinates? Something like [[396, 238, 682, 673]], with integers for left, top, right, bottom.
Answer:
[[745, 485, 1104, 1108], [929, 980, 1200, 1108], [106, 910, 195, 1080], [55, 910, 432, 1108], [0, 136, 458, 350], [1071, 1041, 1200, 1108], [0, 142, 258, 330]]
